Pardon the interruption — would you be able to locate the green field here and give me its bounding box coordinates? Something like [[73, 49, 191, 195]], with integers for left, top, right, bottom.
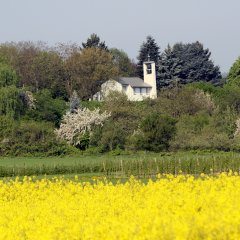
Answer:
[[1, 151, 240, 178]]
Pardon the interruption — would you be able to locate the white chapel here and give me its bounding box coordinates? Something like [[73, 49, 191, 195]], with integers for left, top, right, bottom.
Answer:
[[93, 60, 157, 101]]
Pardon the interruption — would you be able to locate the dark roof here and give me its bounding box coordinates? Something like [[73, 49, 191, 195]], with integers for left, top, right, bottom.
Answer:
[[115, 77, 152, 88]]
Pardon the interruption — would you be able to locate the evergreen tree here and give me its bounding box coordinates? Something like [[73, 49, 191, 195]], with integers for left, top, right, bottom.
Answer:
[[158, 45, 182, 88], [158, 42, 222, 88], [82, 33, 108, 51], [136, 36, 160, 81]]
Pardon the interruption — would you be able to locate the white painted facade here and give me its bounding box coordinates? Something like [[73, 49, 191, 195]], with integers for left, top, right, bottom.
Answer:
[[93, 61, 157, 101], [143, 61, 157, 99]]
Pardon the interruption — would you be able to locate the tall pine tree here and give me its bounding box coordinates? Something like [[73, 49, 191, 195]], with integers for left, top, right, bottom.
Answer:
[[82, 33, 108, 51], [136, 36, 160, 85], [158, 44, 182, 88]]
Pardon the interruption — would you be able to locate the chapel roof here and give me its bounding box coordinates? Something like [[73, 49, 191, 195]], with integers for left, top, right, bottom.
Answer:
[[115, 77, 152, 88]]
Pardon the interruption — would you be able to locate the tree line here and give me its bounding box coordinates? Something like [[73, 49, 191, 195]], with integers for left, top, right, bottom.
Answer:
[[0, 33, 240, 156]]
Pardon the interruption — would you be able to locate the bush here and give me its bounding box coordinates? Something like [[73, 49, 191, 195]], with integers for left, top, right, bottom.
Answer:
[[170, 113, 232, 151], [24, 89, 67, 127], [133, 113, 177, 152], [0, 86, 26, 119], [0, 115, 16, 139], [0, 120, 75, 156], [156, 87, 215, 118], [90, 120, 127, 152]]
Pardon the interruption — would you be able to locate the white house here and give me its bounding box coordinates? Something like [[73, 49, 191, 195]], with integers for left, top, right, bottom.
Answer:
[[93, 60, 157, 101]]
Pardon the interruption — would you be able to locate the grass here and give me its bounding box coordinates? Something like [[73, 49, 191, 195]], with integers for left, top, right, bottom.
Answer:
[[1, 151, 240, 178]]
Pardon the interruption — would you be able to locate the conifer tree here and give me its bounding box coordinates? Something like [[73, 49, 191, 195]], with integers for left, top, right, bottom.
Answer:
[[158, 42, 222, 88], [82, 33, 108, 51], [136, 36, 160, 82]]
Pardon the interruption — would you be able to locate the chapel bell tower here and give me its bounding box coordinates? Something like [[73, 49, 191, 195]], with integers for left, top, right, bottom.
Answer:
[[143, 56, 157, 99]]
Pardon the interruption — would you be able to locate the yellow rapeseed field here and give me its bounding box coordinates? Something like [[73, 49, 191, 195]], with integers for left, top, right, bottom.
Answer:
[[0, 173, 240, 239]]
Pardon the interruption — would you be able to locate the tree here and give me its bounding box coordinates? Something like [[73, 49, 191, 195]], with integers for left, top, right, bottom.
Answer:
[[0, 86, 25, 119], [14, 43, 40, 89], [65, 48, 119, 99], [136, 36, 160, 80], [135, 112, 177, 152], [25, 89, 67, 127], [30, 51, 67, 98], [0, 43, 19, 66], [0, 63, 18, 87], [159, 42, 222, 88], [110, 48, 136, 76], [227, 57, 240, 86], [55, 108, 110, 149], [82, 33, 108, 50], [158, 44, 182, 88], [156, 87, 215, 118]]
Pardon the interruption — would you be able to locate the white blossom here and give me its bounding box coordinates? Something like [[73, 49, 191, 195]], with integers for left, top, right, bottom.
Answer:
[[55, 108, 110, 146]]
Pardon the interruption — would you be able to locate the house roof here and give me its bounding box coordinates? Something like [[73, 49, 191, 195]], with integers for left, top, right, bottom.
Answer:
[[115, 77, 152, 88]]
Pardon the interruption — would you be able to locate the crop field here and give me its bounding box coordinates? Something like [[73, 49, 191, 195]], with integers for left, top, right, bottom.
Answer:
[[1, 151, 240, 178], [0, 173, 240, 239]]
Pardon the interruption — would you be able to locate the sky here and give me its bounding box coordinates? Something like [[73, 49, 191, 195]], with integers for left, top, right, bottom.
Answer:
[[0, 0, 239, 73]]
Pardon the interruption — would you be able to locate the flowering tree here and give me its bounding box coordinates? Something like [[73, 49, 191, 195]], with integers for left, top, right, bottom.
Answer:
[[55, 108, 110, 148]]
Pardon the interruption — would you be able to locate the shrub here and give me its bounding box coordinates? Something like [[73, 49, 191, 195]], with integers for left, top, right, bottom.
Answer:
[[24, 89, 67, 127], [134, 113, 177, 152], [0, 120, 74, 156], [156, 87, 215, 118], [170, 113, 232, 151], [92, 120, 128, 152]]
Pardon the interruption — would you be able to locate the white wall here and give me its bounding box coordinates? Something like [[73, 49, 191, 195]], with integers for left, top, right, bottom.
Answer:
[[100, 79, 123, 99], [143, 61, 157, 99], [99, 79, 152, 101], [126, 86, 151, 101]]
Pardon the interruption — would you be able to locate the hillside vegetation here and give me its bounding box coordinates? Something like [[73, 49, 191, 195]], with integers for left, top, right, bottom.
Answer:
[[0, 36, 240, 156]]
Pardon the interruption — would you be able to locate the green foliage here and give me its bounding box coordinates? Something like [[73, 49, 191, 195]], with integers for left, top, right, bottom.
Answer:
[[31, 51, 67, 98], [0, 41, 239, 156], [81, 100, 103, 110], [65, 48, 119, 99], [0, 120, 74, 156], [0, 115, 16, 139], [74, 133, 90, 151], [171, 112, 232, 151], [136, 36, 160, 80], [25, 89, 67, 127], [82, 33, 108, 50], [227, 57, 240, 86], [226, 57, 240, 89], [156, 87, 215, 118], [110, 48, 136, 77], [135, 113, 177, 152], [212, 107, 237, 138], [214, 84, 240, 113], [158, 42, 222, 88], [91, 120, 128, 152], [187, 81, 218, 94], [0, 86, 25, 119], [0, 44, 18, 67], [0, 63, 18, 87]]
